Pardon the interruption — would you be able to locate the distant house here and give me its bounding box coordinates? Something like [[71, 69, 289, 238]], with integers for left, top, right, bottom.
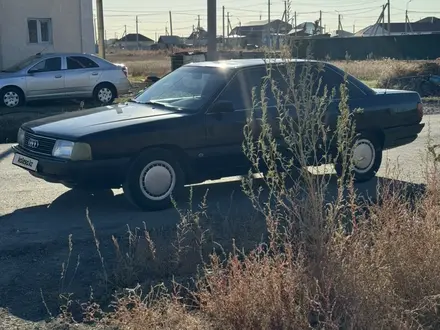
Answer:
[[229, 19, 292, 46], [157, 35, 182, 48], [288, 21, 324, 37], [331, 30, 354, 37], [115, 33, 154, 50], [0, 0, 94, 70], [355, 16, 440, 36]]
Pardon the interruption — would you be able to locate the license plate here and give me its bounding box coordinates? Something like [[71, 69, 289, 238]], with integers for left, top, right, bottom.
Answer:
[[12, 153, 38, 171]]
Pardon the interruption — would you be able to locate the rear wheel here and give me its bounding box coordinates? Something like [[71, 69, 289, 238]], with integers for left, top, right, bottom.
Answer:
[[335, 133, 383, 183], [123, 149, 186, 211], [93, 83, 116, 105], [1, 87, 24, 108]]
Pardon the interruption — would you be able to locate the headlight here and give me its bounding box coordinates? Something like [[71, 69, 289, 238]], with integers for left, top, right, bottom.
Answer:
[[52, 140, 92, 161], [17, 128, 25, 146]]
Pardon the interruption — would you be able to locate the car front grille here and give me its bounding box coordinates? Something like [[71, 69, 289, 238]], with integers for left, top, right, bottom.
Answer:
[[21, 131, 56, 156]]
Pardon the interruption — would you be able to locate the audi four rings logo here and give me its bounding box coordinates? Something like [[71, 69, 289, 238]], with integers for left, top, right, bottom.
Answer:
[[27, 138, 39, 148]]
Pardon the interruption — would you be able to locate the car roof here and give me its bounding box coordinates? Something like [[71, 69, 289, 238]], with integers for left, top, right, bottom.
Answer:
[[186, 58, 321, 69], [33, 52, 98, 57]]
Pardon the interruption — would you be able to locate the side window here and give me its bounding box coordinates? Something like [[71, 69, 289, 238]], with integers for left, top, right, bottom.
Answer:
[[218, 67, 267, 110], [66, 56, 99, 70], [315, 66, 344, 98], [316, 65, 365, 99], [29, 57, 61, 73]]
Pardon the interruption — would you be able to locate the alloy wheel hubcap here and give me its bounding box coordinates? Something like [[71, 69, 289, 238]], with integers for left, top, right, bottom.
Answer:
[[3, 91, 19, 107], [139, 160, 176, 201], [352, 139, 375, 173], [98, 88, 113, 103]]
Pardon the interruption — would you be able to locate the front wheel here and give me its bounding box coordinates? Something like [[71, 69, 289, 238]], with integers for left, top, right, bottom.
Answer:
[[123, 149, 186, 211], [335, 133, 383, 183], [1, 87, 24, 108]]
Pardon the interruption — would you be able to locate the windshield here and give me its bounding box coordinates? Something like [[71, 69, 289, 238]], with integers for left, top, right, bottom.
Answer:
[[133, 65, 232, 112], [2, 55, 39, 72]]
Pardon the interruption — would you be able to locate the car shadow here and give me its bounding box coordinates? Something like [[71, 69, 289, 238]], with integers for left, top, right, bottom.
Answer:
[[0, 146, 13, 161], [0, 174, 426, 322]]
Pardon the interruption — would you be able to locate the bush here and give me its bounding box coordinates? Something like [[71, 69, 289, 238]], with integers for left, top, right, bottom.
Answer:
[[377, 61, 440, 97]]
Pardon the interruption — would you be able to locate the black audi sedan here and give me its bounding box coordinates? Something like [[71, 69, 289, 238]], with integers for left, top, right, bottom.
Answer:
[[11, 58, 425, 211]]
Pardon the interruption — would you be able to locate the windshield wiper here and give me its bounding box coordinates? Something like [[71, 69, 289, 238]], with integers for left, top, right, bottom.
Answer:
[[141, 101, 179, 110]]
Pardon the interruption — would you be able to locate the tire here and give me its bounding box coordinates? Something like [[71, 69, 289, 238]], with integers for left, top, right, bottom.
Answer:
[[335, 132, 383, 183], [123, 149, 186, 211], [1, 87, 24, 108], [93, 83, 116, 105]]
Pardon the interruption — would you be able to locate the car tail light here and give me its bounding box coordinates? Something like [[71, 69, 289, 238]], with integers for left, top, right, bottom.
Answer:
[[121, 66, 128, 77], [417, 102, 424, 119]]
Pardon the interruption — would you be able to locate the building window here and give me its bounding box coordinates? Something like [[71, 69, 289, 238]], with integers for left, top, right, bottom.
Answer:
[[28, 19, 52, 44]]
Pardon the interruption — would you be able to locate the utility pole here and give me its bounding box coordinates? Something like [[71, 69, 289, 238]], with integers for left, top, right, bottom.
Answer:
[[222, 6, 225, 47], [169, 11, 173, 36], [207, 0, 217, 60], [387, 0, 391, 35], [405, 10, 408, 33], [94, 17, 98, 44], [294, 11, 297, 36], [319, 11, 322, 34], [96, 0, 105, 58], [198, 15, 201, 30], [267, 0, 271, 47], [124, 25, 127, 48], [136, 16, 139, 50], [227, 11, 230, 44]]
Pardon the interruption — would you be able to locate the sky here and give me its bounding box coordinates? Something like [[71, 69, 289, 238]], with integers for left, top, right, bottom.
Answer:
[[94, 0, 440, 41]]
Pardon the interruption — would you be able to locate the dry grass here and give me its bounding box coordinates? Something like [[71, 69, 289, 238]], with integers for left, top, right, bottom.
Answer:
[[333, 59, 421, 81], [79, 177, 440, 330]]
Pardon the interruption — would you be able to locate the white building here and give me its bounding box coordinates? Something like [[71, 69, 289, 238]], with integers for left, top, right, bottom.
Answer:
[[0, 0, 95, 70]]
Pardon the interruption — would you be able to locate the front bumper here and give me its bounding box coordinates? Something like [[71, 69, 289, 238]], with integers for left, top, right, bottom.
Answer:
[[11, 145, 130, 189], [383, 123, 425, 149]]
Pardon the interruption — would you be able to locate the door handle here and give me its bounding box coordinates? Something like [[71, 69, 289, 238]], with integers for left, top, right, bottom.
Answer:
[[91, 72, 98, 76], [55, 75, 62, 78]]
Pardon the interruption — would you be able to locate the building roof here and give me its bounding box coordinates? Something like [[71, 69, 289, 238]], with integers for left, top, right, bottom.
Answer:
[[416, 17, 440, 24], [188, 27, 208, 39], [158, 35, 181, 44], [230, 19, 292, 36], [332, 30, 354, 37], [288, 21, 323, 35], [116, 33, 153, 42], [356, 17, 440, 35]]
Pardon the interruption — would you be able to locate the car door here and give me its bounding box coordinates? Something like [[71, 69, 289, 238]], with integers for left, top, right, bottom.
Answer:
[[25, 56, 65, 99], [203, 66, 270, 174], [63, 55, 102, 97]]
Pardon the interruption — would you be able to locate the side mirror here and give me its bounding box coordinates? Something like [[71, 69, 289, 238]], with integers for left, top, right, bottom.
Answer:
[[210, 100, 234, 113]]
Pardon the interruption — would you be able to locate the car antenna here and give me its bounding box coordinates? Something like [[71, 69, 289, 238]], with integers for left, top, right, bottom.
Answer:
[[35, 44, 51, 56]]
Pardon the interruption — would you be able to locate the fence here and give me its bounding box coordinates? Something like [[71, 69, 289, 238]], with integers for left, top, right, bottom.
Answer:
[[291, 34, 440, 60]]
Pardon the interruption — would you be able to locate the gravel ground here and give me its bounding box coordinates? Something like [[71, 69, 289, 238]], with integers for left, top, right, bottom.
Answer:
[[0, 110, 438, 328]]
